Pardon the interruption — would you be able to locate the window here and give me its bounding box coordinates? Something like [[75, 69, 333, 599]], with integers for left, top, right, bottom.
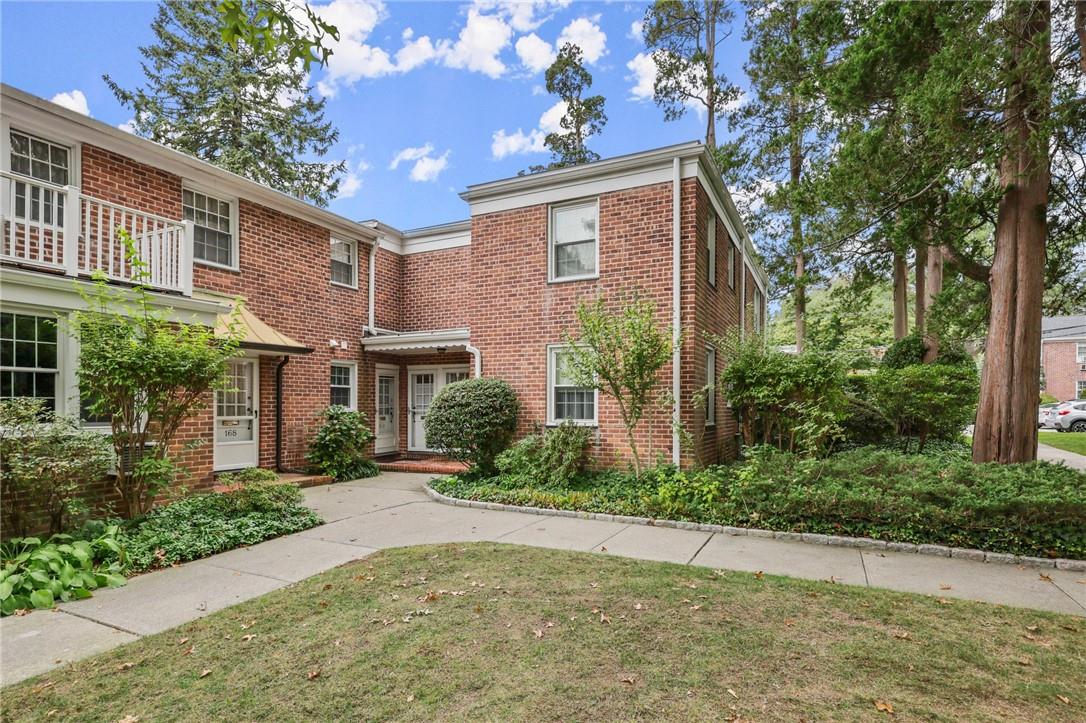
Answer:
[[330, 362, 356, 410], [331, 239, 356, 287], [728, 243, 737, 289], [705, 347, 716, 427], [707, 209, 717, 287], [547, 345, 597, 424], [183, 188, 235, 268], [1078, 380, 1086, 399], [0, 312, 58, 412], [9, 130, 69, 227], [753, 287, 764, 333], [1077, 343, 1086, 365], [445, 370, 469, 385], [549, 200, 598, 281]]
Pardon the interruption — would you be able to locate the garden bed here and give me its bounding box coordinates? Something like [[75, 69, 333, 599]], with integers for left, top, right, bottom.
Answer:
[[430, 446, 1086, 561]]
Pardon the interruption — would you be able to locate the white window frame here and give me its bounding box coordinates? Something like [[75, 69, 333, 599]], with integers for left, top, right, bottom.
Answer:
[[753, 286, 764, 332], [330, 238, 358, 289], [1077, 343, 1086, 365], [183, 182, 240, 271], [1078, 380, 1086, 399], [1, 121, 82, 188], [705, 346, 716, 428], [728, 243, 737, 290], [707, 208, 717, 287], [548, 198, 600, 283], [546, 344, 598, 426], [0, 308, 62, 414], [330, 361, 357, 411]]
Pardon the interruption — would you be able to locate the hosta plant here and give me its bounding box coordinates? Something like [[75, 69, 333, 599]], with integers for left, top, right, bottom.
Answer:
[[0, 528, 127, 615]]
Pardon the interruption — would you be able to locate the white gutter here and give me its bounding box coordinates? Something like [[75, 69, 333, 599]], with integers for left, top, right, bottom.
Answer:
[[739, 244, 747, 338], [368, 241, 377, 330], [466, 343, 482, 378], [671, 157, 682, 466]]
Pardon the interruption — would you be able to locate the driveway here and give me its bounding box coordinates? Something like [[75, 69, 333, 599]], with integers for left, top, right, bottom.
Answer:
[[3, 471, 1084, 687]]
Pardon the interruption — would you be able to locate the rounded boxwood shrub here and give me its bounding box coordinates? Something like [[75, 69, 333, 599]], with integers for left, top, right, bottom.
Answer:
[[425, 378, 519, 474]]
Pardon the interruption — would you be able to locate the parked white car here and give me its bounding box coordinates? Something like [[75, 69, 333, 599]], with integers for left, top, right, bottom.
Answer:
[[1042, 400, 1086, 432], [1038, 403, 1060, 428]]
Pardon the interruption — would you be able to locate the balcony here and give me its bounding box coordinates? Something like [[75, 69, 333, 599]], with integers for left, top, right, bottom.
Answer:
[[0, 170, 193, 295]]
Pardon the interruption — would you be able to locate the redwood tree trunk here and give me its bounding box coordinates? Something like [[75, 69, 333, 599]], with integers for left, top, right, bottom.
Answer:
[[921, 244, 945, 363], [915, 242, 927, 334], [892, 251, 909, 339], [972, 1, 1050, 464]]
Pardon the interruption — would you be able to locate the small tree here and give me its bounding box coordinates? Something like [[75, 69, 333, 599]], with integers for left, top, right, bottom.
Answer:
[[562, 293, 675, 476], [71, 232, 242, 518], [425, 378, 520, 475], [527, 43, 608, 172]]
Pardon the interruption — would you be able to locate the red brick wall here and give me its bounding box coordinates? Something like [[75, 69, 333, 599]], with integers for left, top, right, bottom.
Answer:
[[401, 246, 471, 331], [1042, 341, 1086, 401], [374, 247, 403, 330]]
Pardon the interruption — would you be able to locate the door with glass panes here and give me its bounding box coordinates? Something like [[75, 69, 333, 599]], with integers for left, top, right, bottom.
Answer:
[[214, 359, 258, 470], [408, 366, 469, 451], [375, 365, 398, 454]]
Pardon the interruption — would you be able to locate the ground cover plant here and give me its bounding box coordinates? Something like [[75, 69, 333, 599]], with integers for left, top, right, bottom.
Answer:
[[1038, 431, 1086, 456], [5, 544, 1084, 721], [433, 445, 1086, 559]]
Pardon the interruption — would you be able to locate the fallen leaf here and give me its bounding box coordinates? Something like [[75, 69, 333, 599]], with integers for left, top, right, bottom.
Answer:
[[240, 621, 255, 630], [600, 546, 607, 552], [533, 629, 544, 639], [634, 603, 645, 611], [322, 584, 333, 591], [1039, 573, 1053, 582], [32, 681, 56, 693], [620, 675, 636, 684], [937, 598, 952, 605], [727, 688, 738, 700], [178, 637, 189, 645], [1017, 656, 1033, 666], [1025, 625, 1039, 632], [406, 694, 415, 702], [241, 634, 255, 642], [689, 604, 702, 611], [893, 631, 910, 640], [199, 669, 212, 679], [874, 700, 894, 714], [939, 584, 952, 590], [589, 582, 598, 588], [116, 716, 140, 723], [784, 619, 796, 627], [1057, 694, 1070, 705], [600, 612, 611, 624], [307, 669, 321, 680], [545, 621, 555, 628], [753, 571, 764, 580], [181, 646, 195, 656], [116, 662, 134, 671]]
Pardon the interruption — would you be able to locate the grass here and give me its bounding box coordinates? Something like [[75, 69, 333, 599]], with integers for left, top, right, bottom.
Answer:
[[6, 544, 1085, 722], [1038, 431, 1086, 456]]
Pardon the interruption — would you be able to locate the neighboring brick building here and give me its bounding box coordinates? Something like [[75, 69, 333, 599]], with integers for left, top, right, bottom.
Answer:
[[1041, 315, 1086, 401], [0, 85, 767, 491]]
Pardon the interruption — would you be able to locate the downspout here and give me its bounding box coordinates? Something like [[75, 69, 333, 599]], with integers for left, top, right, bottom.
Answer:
[[739, 236, 747, 338], [275, 355, 290, 472], [367, 240, 377, 331], [671, 157, 682, 466], [466, 343, 482, 378]]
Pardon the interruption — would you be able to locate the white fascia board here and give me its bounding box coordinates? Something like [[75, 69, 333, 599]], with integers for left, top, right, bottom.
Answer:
[[402, 220, 471, 255], [0, 267, 227, 325], [1042, 337, 1086, 343], [1, 84, 377, 246], [361, 327, 471, 351]]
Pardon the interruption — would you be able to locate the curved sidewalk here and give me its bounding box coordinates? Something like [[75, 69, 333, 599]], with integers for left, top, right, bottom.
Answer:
[[3, 471, 1084, 686]]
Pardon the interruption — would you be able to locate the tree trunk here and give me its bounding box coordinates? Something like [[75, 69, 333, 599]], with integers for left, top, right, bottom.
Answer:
[[914, 242, 927, 335], [788, 6, 806, 354], [704, 1, 717, 148], [892, 251, 909, 339], [921, 244, 945, 363], [972, 1, 1050, 464]]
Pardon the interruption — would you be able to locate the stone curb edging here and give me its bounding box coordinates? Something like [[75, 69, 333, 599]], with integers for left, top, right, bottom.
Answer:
[[422, 483, 1086, 572]]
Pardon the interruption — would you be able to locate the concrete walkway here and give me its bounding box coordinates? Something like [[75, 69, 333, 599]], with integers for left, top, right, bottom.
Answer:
[[1038, 442, 1086, 470], [3, 472, 1085, 687]]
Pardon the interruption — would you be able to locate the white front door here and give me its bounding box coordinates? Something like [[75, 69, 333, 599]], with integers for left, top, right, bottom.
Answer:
[[214, 358, 259, 471], [408, 366, 469, 451], [375, 366, 398, 454]]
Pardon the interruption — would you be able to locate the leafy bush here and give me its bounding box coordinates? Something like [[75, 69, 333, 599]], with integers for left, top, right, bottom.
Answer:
[[306, 406, 379, 481], [881, 332, 926, 368], [0, 398, 115, 537], [425, 378, 520, 474], [432, 447, 1086, 559], [495, 421, 594, 487], [216, 467, 280, 485], [122, 482, 322, 571], [870, 360, 979, 450], [0, 528, 126, 615]]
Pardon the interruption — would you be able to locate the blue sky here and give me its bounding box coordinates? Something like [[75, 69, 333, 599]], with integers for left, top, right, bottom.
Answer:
[[1, 1, 750, 230]]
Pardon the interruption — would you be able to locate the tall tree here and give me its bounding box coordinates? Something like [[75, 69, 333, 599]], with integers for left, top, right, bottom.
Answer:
[[642, 0, 741, 149], [105, 0, 344, 205], [217, 0, 339, 72], [530, 43, 607, 172]]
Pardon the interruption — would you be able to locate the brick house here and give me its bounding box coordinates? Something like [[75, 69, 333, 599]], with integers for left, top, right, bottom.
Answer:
[[1041, 315, 1086, 401], [0, 85, 768, 490]]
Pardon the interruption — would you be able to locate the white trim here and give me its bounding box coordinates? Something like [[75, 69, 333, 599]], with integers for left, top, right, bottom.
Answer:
[[705, 346, 716, 428], [707, 207, 717, 287], [183, 181, 240, 272], [548, 197, 600, 283], [546, 343, 598, 427], [213, 357, 259, 472], [330, 360, 357, 411], [361, 327, 472, 353], [330, 237, 358, 289], [671, 157, 681, 465], [374, 363, 399, 454], [0, 304, 73, 418], [407, 364, 469, 451], [367, 241, 376, 329], [2, 117, 83, 189], [728, 241, 737, 290]]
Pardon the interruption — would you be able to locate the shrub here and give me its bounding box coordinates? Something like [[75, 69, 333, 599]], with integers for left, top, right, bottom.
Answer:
[[881, 332, 926, 369], [0, 527, 126, 615], [495, 421, 594, 487], [306, 406, 379, 481], [870, 360, 979, 450], [122, 481, 321, 571], [426, 378, 520, 474], [0, 398, 115, 537], [216, 467, 280, 485]]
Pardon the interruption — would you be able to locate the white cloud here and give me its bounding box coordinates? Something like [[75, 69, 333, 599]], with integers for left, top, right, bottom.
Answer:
[[435, 8, 513, 78], [51, 89, 90, 116], [118, 118, 137, 134], [337, 149, 372, 200], [626, 51, 657, 100], [515, 33, 555, 73], [491, 128, 546, 159], [531, 84, 545, 96], [396, 35, 437, 72], [311, 0, 391, 94], [628, 19, 644, 42], [389, 143, 434, 170], [409, 150, 450, 182], [556, 16, 607, 64], [538, 100, 567, 134], [476, 0, 572, 32]]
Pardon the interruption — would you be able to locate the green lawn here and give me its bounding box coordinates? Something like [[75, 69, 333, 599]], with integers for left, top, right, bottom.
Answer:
[[6, 544, 1084, 721], [1038, 431, 1086, 456]]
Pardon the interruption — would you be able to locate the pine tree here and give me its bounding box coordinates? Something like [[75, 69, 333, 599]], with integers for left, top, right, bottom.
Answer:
[[105, 0, 344, 205], [529, 43, 607, 172]]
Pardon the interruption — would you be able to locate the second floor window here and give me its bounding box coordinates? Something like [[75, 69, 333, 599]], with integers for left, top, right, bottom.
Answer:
[[10, 130, 69, 185], [183, 188, 234, 268], [1077, 343, 1086, 365], [331, 239, 356, 287], [550, 200, 598, 282]]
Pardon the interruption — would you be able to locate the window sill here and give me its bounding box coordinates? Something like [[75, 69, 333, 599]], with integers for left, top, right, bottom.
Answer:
[[331, 281, 358, 290], [195, 259, 241, 273], [545, 420, 598, 428], [547, 273, 600, 285]]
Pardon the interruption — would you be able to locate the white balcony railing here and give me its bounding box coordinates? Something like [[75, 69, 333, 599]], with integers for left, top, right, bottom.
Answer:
[[1, 170, 193, 295]]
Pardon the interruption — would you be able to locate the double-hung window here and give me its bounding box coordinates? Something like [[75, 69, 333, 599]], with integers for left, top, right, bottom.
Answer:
[[1077, 343, 1086, 365], [330, 362, 356, 410], [0, 312, 58, 412], [547, 345, 597, 425], [705, 347, 716, 427], [707, 209, 717, 287], [1078, 380, 1086, 398], [9, 130, 70, 227], [549, 200, 598, 282], [330, 239, 357, 287], [183, 188, 235, 268]]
